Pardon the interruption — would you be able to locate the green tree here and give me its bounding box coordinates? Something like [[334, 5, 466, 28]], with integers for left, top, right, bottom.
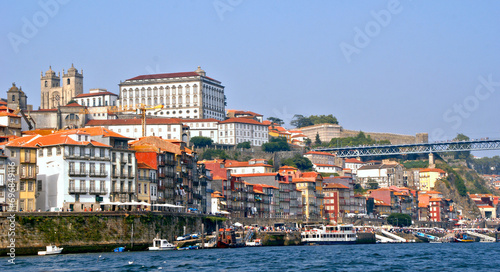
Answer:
[[236, 141, 251, 149], [201, 149, 230, 160], [281, 154, 313, 171], [262, 137, 290, 152], [290, 114, 314, 128], [387, 213, 412, 227], [304, 138, 312, 147], [267, 117, 284, 127], [368, 179, 379, 189], [315, 133, 322, 145], [329, 131, 390, 148], [190, 136, 213, 148], [453, 133, 472, 160]]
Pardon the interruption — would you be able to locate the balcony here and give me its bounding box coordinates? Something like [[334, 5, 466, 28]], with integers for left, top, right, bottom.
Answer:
[[128, 172, 135, 179], [166, 160, 176, 166], [89, 188, 108, 195], [158, 160, 165, 166], [20, 173, 36, 179], [111, 187, 121, 193], [96, 156, 110, 161], [120, 172, 127, 178], [69, 187, 88, 194], [89, 171, 108, 177], [158, 172, 166, 178], [69, 170, 88, 177], [112, 172, 119, 178]]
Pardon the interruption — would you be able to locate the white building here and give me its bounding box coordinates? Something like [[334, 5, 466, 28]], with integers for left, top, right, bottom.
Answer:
[[34, 131, 112, 212], [85, 118, 185, 140], [218, 118, 269, 146], [312, 164, 343, 174], [357, 163, 405, 188], [182, 118, 220, 143], [225, 159, 273, 174], [73, 88, 119, 120], [344, 158, 366, 175], [118, 66, 225, 120]]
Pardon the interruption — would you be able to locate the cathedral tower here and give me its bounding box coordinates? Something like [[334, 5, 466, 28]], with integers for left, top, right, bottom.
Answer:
[[40, 64, 83, 109]]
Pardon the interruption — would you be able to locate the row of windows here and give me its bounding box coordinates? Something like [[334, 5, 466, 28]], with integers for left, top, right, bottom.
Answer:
[[121, 84, 199, 98], [122, 95, 199, 107]]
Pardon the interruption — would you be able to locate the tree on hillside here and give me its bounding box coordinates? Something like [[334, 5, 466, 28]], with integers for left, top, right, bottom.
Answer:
[[281, 154, 313, 171], [262, 137, 290, 152], [236, 141, 251, 149], [304, 138, 312, 148], [387, 213, 412, 227], [267, 117, 284, 127], [190, 136, 213, 148], [201, 149, 229, 160], [453, 133, 472, 160], [290, 114, 339, 128], [315, 132, 322, 145], [329, 131, 390, 148]]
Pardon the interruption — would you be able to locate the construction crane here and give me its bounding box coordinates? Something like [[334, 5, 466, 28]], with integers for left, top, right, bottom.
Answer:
[[109, 104, 164, 137]]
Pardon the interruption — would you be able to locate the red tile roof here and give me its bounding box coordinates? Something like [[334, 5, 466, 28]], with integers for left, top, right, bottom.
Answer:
[[219, 118, 266, 125], [74, 91, 118, 98], [60, 127, 133, 139], [62, 102, 84, 107], [231, 173, 277, 177], [125, 71, 219, 83], [305, 151, 335, 157], [324, 183, 349, 189], [86, 118, 183, 126], [181, 118, 220, 123], [345, 158, 364, 164], [420, 168, 446, 174]]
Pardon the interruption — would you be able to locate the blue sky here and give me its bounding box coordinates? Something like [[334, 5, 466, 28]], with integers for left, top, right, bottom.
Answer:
[[1, 0, 500, 156]]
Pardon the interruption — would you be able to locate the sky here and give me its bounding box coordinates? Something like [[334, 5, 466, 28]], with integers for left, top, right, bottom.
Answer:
[[1, 0, 500, 156]]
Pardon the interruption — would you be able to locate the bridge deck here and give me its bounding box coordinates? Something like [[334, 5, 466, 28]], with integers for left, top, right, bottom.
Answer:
[[313, 139, 500, 157]]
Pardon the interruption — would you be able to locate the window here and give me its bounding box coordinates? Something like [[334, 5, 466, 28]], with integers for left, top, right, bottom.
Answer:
[[47, 147, 52, 156], [56, 147, 61, 155], [11, 150, 17, 157], [38, 149, 43, 157], [38, 180, 42, 192], [28, 181, 34, 192], [67, 78, 70, 85], [20, 181, 25, 191]]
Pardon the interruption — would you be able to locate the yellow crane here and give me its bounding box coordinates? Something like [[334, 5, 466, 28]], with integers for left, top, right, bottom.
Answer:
[[108, 104, 164, 137]]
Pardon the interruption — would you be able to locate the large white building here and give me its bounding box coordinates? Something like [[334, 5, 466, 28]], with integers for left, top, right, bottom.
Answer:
[[118, 66, 225, 120], [218, 118, 269, 146], [73, 88, 119, 120], [34, 131, 112, 212]]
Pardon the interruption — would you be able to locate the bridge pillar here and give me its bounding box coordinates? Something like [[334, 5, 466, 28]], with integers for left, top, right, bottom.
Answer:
[[429, 153, 435, 169]]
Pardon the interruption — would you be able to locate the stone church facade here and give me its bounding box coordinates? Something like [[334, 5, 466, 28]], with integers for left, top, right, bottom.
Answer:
[[40, 64, 83, 109]]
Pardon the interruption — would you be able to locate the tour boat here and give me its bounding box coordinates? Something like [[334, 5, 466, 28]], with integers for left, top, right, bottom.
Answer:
[[149, 238, 175, 250], [38, 245, 63, 255], [149, 238, 176, 251], [301, 224, 357, 245], [216, 228, 244, 248]]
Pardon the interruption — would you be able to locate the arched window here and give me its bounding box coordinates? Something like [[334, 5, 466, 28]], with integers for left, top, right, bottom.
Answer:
[[178, 96, 182, 104], [141, 88, 145, 97], [45, 81, 48, 87], [98, 97, 102, 106], [147, 98, 152, 106], [159, 87, 164, 96], [12, 95, 15, 102], [154, 98, 158, 105], [129, 89, 133, 97], [147, 87, 152, 96], [135, 88, 139, 97], [165, 96, 169, 105], [122, 90, 127, 98], [135, 98, 139, 106], [93, 98, 96, 106], [171, 86, 176, 95], [67, 78, 70, 85], [172, 97, 176, 104], [185, 85, 190, 94], [194, 95, 198, 103], [178, 85, 183, 95], [129, 99, 133, 107], [160, 97, 164, 105], [153, 87, 158, 96], [141, 98, 145, 105], [186, 96, 190, 104], [193, 84, 198, 94]]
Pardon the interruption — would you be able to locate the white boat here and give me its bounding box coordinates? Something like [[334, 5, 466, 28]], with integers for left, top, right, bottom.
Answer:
[[148, 238, 176, 250], [301, 224, 357, 245], [38, 245, 63, 255], [245, 239, 262, 247]]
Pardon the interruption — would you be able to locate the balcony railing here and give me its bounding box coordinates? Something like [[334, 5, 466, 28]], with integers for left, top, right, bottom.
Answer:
[[158, 172, 166, 178], [89, 188, 108, 195], [69, 187, 88, 194], [69, 170, 88, 177], [89, 171, 108, 177]]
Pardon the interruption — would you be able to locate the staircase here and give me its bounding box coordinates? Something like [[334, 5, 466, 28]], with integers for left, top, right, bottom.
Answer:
[[381, 230, 407, 242], [375, 234, 396, 243], [244, 231, 254, 242]]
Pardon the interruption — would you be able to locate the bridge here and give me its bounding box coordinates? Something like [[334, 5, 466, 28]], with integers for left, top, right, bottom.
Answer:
[[313, 138, 500, 158]]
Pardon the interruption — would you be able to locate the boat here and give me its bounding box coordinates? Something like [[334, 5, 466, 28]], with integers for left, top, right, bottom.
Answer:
[[216, 228, 244, 248], [113, 246, 126, 252], [245, 238, 262, 247], [453, 233, 474, 243], [149, 238, 175, 251], [38, 245, 63, 255], [301, 224, 357, 245], [177, 245, 199, 250]]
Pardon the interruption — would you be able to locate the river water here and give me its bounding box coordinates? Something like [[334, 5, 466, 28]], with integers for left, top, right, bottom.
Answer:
[[2, 243, 499, 271]]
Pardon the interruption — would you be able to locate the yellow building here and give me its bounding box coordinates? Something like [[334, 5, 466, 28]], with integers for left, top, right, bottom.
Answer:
[[4, 135, 39, 212], [419, 168, 447, 191]]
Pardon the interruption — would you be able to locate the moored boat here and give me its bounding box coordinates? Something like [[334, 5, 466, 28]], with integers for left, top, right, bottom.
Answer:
[[301, 224, 357, 245], [38, 245, 63, 255], [217, 228, 244, 248], [149, 238, 176, 251]]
